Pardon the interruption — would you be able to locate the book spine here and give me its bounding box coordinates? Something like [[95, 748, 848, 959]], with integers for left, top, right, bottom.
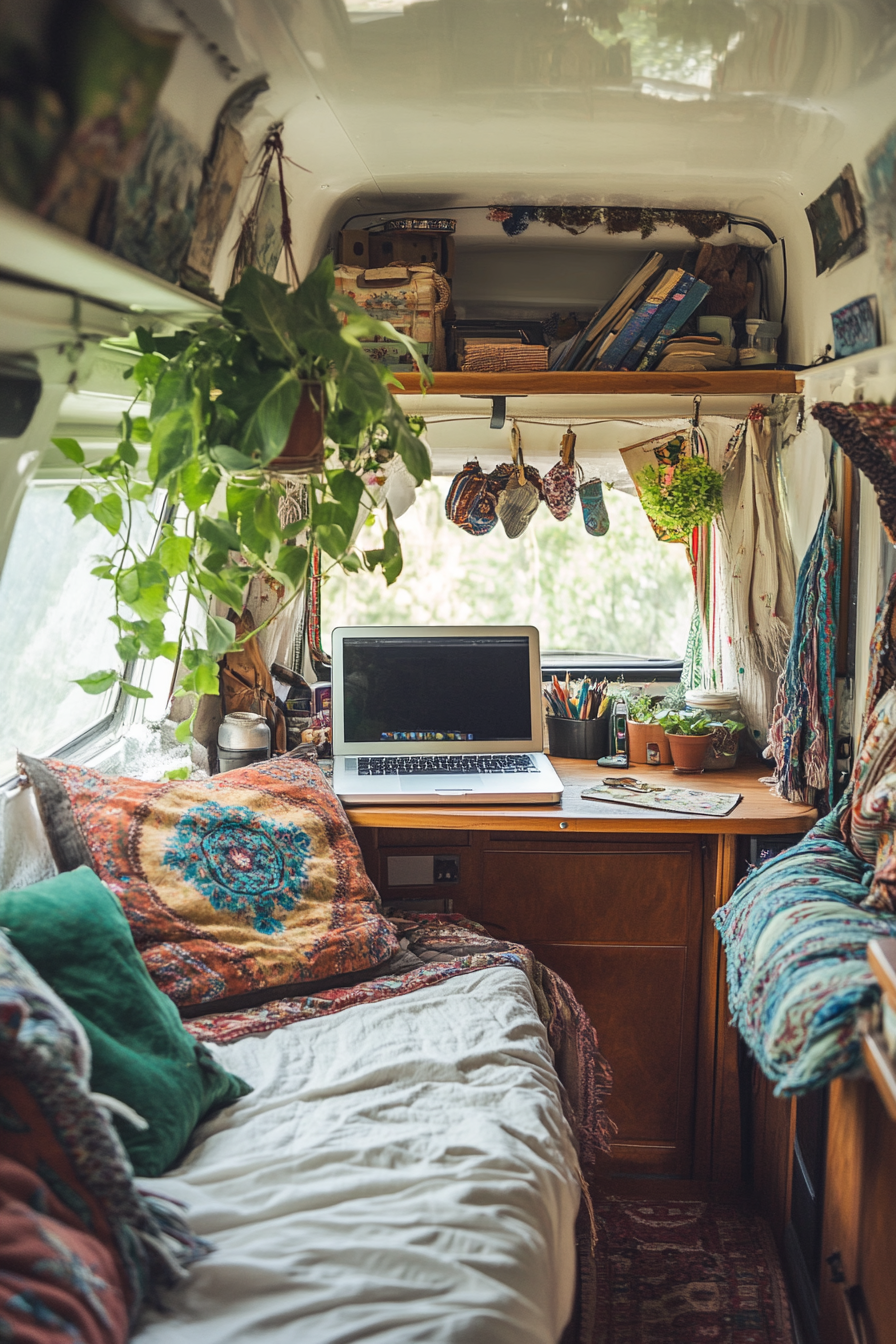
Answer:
[[621, 275, 696, 370], [637, 280, 712, 371], [595, 293, 668, 371]]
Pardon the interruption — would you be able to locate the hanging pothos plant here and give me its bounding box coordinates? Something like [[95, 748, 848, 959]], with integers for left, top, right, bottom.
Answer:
[[53, 257, 432, 741], [634, 456, 723, 538]]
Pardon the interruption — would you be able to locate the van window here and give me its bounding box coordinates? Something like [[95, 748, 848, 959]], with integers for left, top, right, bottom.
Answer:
[[322, 477, 693, 658], [0, 480, 157, 779]]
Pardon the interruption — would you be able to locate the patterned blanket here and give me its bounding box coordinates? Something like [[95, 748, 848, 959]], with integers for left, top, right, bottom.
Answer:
[[714, 809, 896, 1093], [184, 912, 615, 1168]]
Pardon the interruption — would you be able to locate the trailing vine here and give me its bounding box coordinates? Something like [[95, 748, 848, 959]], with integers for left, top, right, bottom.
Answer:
[[54, 257, 431, 741]]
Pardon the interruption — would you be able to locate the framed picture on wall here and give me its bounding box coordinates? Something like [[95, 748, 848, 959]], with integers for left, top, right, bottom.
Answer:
[[831, 296, 880, 359], [805, 164, 868, 275]]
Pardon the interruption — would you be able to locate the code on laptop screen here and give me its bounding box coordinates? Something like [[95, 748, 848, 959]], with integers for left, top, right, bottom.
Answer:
[[341, 635, 532, 744]]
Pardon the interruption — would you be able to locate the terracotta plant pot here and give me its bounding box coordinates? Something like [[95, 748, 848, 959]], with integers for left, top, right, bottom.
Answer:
[[268, 381, 326, 472], [666, 732, 712, 773], [626, 719, 672, 766]]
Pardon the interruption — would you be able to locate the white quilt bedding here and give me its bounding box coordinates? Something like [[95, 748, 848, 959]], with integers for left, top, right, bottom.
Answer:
[[136, 966, 581, 1344]]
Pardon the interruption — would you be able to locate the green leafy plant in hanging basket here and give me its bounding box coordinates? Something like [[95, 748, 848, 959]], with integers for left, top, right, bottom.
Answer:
[[634, 455, 723, 536], [55, 258, 432, 740]]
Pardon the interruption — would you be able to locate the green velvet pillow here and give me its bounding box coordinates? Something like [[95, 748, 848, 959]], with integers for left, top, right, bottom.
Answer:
[[0, 866, 251, 1177]]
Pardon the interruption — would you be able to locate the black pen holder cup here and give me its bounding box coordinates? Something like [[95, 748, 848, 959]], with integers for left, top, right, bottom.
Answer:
[[546, 716, 609, 760]]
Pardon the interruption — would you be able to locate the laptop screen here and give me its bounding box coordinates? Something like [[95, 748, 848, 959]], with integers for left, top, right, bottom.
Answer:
[[339, 634, 533, 744]]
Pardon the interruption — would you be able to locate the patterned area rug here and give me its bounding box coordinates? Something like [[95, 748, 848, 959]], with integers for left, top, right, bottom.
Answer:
[[592, 1194, 793, 1343]]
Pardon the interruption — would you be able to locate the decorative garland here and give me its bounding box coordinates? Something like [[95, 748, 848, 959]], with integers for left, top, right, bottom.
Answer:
[[486, 205, 729, 239]]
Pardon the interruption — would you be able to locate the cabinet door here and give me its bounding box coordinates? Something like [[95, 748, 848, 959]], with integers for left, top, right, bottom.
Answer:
[[481, 841, 703, 1176]]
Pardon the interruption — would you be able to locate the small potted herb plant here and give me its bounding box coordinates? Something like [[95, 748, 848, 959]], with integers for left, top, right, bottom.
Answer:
[[626, 691, 672, 765], [656, 708, 715, 773]]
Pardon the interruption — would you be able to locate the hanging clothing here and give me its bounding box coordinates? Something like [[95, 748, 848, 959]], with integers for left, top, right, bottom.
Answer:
[[725, 409, 796, 741], [765, 500, 840, 806]]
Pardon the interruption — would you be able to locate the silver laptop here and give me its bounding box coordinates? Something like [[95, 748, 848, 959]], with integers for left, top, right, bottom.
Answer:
[[331, 625, 563, 805]]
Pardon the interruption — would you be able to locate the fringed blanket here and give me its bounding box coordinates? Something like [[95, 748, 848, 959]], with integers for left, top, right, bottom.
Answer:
[[0, 933, 209, 1324], [714, 811, 896, 1093]]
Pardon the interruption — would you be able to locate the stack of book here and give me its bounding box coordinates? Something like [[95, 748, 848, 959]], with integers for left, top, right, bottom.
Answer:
[[550, 253, 713, 372]]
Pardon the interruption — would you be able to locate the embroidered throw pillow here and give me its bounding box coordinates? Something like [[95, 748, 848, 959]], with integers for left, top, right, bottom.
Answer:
[[20, 754, 397, 1012], [842, 685, 896, 911]]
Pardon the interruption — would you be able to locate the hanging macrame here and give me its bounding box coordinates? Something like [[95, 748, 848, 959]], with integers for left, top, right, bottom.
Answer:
[[231, 122, 309, 289]]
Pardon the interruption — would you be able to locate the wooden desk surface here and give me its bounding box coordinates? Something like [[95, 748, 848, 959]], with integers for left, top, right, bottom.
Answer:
[[345, 759, 817, 835]]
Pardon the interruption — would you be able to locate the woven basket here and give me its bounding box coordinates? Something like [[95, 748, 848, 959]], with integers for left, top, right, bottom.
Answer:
[[462, 345, 549, 372]]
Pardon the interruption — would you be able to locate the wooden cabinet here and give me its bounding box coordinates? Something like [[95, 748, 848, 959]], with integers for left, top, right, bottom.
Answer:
[[819, 1078, 896, 1344], [479, 836, 704, 1175], [349, 760, 817, 1186]]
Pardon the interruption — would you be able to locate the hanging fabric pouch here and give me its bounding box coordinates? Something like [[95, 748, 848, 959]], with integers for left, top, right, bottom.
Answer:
[[579, 477, 610, 536], [444, 460, 499, 535], [495, 424, 541, 539], [544, 427, 580, 520]]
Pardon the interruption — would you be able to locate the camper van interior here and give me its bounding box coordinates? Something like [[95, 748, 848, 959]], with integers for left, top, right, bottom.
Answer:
[[3, 2, 896, 1341]]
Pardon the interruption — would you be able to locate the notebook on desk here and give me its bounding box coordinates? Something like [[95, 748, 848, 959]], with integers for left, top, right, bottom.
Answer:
[[331, 625, 563, 805]]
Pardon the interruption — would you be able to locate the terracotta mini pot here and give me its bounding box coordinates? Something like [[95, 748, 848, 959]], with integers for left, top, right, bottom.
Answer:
[[626, 720, 672, 766], [268, 381, 326, 472], [666, 732, 712, 773]]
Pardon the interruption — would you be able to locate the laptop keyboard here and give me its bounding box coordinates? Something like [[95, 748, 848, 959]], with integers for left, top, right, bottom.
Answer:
[[357, 754, 537, 775]]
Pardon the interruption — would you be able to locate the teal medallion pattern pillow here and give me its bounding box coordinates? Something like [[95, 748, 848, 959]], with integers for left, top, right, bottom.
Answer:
[[0, 867, 251, 1177], [21, 754, 398, 1011]]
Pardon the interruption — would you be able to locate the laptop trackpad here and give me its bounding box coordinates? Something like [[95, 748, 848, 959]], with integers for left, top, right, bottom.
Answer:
[[399, 776, 479, 792]]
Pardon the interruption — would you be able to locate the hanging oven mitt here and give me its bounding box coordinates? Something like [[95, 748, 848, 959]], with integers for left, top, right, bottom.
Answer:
[[495, 424, 541, 539], [579, 477, 610, 536], [444, 459, 499, 535], [544, 427, 580, 520]]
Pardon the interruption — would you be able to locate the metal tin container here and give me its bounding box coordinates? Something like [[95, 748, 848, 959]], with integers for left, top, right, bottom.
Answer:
[[217, 712, 271, 773]]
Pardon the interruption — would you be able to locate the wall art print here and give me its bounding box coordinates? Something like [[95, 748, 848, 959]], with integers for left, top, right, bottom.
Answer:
[[866, 119, 896, 339], [831, 296, 880, 360], [805, 164, 867, 276]]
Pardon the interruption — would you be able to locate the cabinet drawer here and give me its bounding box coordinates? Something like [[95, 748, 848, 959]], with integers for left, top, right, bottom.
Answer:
[[482, 847, 694, 943]]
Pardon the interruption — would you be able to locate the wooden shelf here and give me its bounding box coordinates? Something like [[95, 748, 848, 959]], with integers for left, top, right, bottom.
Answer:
[[861, 1032, 896, 1123], [0, 200, 218, 321], [394, 370, 800, 396]]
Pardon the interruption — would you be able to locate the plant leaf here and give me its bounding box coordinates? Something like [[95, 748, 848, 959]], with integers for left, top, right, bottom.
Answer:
[[174, 717, 194, 743], [65, 485, 94, 521], [315, 523, 348, 558], [115, 635, 141, 661], [149, 406, 195, 485], [74, 670, 118, 695], [130, 416, 152, 443], [164, 765, 190, 780], [198, 516, 240, 552], [206, 613, 236, 657], [118, 438, 139, 467], [120, 680, 153, 699], [273, 544, 308, 591], [223, 268, 299, 364], [52, 437, 85, 464], [210, 444, 258, 471], [238, 369, 302, 465], [253, 489, 281, 541], [149, 364, 191, 425], [179, 458, 219, 510], [159, 534, 192, 575], [194, 663, 220, 696], [91, 492, 123, 535]]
